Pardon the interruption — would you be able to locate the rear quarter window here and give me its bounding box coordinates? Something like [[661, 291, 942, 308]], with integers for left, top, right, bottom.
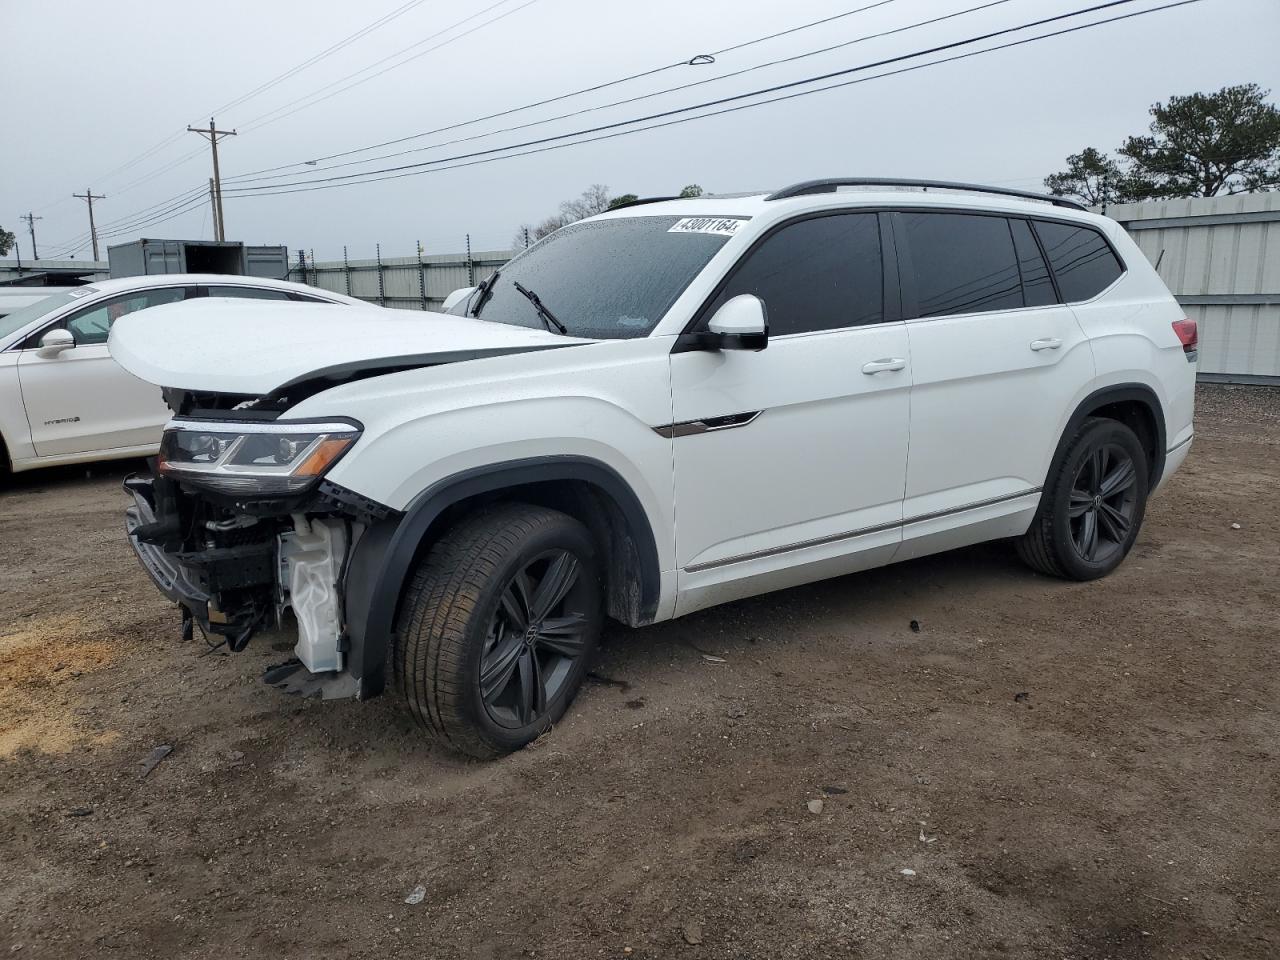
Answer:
[[1033, 220, 1125, 302]]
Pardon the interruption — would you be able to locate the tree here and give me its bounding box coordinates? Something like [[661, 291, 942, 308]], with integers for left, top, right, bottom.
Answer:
[[0, 226, 15, 258], [678, 184, 705, 198], [608, 193, 639, 209], [1043, 148, 1130, 205], [1119, 84, 1280, 198], [512, 184, 620, 247], [1046, 84, 1280, 205], [560, 184, 614, 221]]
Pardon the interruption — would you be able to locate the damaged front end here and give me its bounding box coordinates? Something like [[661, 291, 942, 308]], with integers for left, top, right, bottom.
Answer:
[[124, 406, 393, 699]]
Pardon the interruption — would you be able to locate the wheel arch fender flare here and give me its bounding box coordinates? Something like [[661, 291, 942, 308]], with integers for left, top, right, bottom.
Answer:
[[1045, 382, 1167, 496], [342, 455, 662, 699]]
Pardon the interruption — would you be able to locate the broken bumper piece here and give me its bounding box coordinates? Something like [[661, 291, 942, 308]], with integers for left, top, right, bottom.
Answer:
[[123, 474, 362, 700]]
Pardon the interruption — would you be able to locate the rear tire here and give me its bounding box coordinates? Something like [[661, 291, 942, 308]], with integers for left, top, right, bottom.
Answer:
[[1016, 417, 1149, 581], [392, 503, 603, 758]]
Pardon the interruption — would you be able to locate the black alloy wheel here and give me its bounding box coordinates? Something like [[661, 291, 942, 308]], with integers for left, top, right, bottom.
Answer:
[[393, 503, 603, 758], [1015, 417, 1149, 581], [1067, 441, 1140, 564], [479, 549, 593, 729]]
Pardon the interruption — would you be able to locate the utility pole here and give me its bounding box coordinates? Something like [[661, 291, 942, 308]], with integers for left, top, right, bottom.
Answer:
[[20, 212, 42, 260], [73, 189, 106, 261], [207, 178, 220, 240], [188, 117, 236, 241]]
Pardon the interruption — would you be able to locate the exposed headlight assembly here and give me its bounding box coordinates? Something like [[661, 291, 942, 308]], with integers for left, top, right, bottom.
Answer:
[[158, 419, 361, 495]]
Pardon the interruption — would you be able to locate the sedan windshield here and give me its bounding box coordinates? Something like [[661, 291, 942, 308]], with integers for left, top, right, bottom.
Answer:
[[0, 291, 84, 342], [458, 215, 743, 339]]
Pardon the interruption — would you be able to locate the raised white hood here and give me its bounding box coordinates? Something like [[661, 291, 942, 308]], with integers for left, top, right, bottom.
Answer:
[[108, 298, 587, 395]]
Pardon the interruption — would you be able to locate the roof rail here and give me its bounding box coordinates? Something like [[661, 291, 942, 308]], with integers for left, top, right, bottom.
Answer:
[[764, 178, 1087, 211], [604, 195, 680, 211]]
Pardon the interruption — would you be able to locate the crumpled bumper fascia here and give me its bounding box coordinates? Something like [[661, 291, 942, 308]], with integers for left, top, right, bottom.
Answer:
[[123, 476, 212, 617]]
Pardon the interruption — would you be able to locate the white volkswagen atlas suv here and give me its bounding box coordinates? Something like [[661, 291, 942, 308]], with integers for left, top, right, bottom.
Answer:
[[114, 178, 1197, 758]]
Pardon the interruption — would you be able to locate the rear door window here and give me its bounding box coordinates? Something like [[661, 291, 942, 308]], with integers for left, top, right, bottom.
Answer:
[[1032, 220, 1125, 302], [899, 212, 1023, 318], [704, 213, 883, 335]]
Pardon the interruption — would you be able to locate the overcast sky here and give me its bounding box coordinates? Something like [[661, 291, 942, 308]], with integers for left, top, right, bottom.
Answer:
[[5, 0, 1279, 262]]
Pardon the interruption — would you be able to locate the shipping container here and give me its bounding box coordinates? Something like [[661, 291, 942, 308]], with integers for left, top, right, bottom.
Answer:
[[108, 239, 289, 280]]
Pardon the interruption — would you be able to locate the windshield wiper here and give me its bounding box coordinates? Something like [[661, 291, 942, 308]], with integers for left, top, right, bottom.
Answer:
[[469, 270, 500, 317], [512, 281, 568, 335]]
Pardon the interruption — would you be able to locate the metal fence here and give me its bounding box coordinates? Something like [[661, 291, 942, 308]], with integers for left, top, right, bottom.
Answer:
[[289, 246, 517, 312], [1105, 193, 1280, 383]]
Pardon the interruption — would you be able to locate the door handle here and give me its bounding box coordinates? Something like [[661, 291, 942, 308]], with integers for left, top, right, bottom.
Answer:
[[861, 358, 907, 374], [1029, 337, 1063, 352]]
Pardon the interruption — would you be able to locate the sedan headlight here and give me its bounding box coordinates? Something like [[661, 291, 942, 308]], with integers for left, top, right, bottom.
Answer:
[[158, 419, 361, 495]]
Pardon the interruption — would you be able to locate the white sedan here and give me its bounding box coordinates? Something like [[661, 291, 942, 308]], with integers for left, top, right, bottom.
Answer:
[[0, 274, 365, 474]]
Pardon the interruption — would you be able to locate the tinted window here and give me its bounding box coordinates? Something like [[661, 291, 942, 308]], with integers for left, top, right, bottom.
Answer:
[[206, 286, 292, 301], [472, 215, 736, 339], [902, 212, 1022, 317], [1033, 220, 1124, 302], [705, 213, 882, 335], [62, 287, 187, 346], [1009, 218, 1057, 307]]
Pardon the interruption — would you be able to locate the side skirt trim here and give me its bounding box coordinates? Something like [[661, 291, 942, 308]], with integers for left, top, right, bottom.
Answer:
[[684, 486, 1042, 573]]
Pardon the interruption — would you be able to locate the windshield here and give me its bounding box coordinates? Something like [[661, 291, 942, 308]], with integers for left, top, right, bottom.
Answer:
[[0, 291, 85, 342], [458, 215, 743, 339]]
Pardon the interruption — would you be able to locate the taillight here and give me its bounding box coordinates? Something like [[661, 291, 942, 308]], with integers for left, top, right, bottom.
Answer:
[[1172, 318, 1198, 359]]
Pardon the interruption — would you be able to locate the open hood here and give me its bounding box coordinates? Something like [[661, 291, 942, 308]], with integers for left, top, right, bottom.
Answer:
[[108, 298, 588, 396]]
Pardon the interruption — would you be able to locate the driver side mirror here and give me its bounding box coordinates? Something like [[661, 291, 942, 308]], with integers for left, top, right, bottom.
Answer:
[[36, 328, 75, 359], [441, 286, 477, 313], [705, 294, 768, 351]]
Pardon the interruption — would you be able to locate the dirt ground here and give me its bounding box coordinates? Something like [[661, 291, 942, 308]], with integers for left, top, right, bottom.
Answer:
[[1, 383, 1277, 960]]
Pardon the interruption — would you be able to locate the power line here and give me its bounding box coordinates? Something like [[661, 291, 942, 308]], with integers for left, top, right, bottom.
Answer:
[[235, 0, 541, 133], [226, 0, 1191, 198], [207, 0, 432, 119], [62, 0, 436, 195], [52, 194, 210, 257], [93, 195, 209, 242], [102, 147, 213, 202], [228, 0, 1207, 201], [43, 186, 210, 259], [32, 0, 540, 235], [41, 184, 209, 255], [226, 0, 1013, 188], [225, 0, 908, 182]]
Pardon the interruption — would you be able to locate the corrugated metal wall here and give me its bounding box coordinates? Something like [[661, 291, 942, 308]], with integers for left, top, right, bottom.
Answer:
[[293, 249, 515, 312], [1106, 193, 1280, 381]]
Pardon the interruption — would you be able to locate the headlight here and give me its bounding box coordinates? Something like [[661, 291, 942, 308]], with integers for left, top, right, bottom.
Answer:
[[158, 419, 361, 495]]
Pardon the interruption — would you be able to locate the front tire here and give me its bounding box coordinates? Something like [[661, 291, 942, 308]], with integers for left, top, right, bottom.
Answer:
[[393, 503, 603, 758], [1016, 417, 1149, 581]]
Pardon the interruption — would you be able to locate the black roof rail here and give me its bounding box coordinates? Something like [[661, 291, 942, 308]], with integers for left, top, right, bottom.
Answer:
[[764, 178, 1087, 211], [604, 195, 681, 211]]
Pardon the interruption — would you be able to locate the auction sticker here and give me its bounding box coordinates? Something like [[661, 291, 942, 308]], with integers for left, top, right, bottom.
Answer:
[[668, 217, 746, 237]]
